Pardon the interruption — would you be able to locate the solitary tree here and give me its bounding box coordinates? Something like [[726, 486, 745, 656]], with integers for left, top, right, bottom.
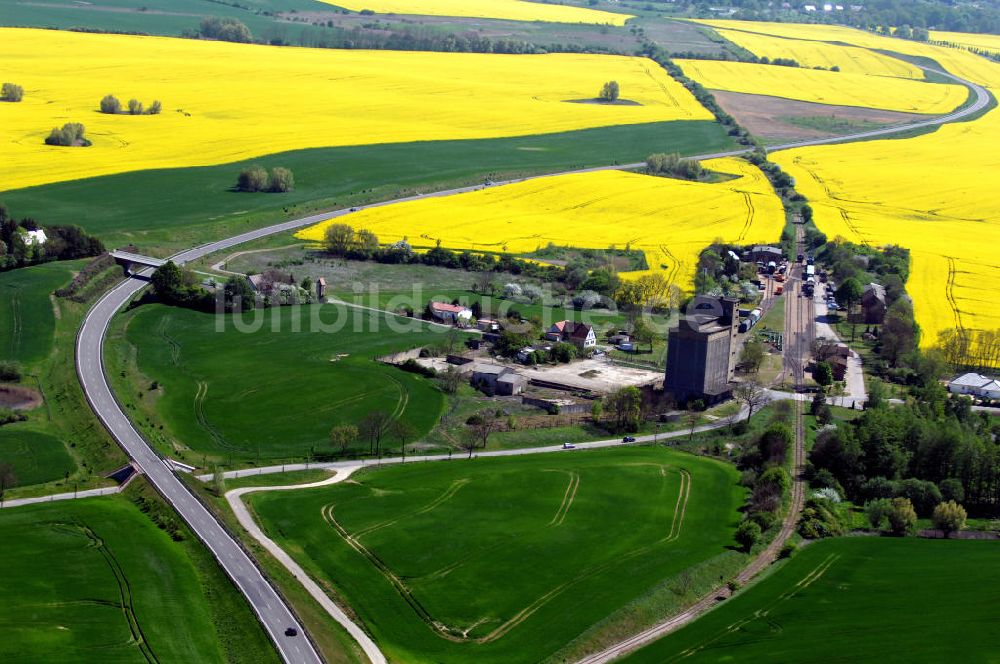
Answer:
[[1, 82, 24, 102], [931, 500, 967, 537], [733, 378, 769, 422], [836, 278, 864, 317], [0, 462, 16, 506], [739, 339, 766, 373], [735, 520, 761, 552], [236, 165, 269, 192], [814, 361, 834, 387], [605, 385, 642, 433], [324, 223, 354, 255], [632, 317, 655, 352], [687, 399, 704, 441], [864, 498, 892, 530], [330, 424, 358, 457], [392, 420, 415, 458], [466, 410, 503, 452], [355, 228, 379, 256], [268, 167, 294, 193], [590, 399, 603, 424], [600, 80, 620, 102], [359, 411, 393, 456], [436, 366, 463, 395], [211, 465, 225, 497], [147, 100, 162, 115], [887, 497, 917, 536], [100, 94, 121, 114]]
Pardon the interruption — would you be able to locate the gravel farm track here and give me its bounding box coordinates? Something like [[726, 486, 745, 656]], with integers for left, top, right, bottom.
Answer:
[[74, 61, 990, 664]]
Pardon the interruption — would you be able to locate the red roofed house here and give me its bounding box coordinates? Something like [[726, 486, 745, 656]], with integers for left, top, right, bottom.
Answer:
[[429, 301, 473, 326], [546, 320, 597, 351]]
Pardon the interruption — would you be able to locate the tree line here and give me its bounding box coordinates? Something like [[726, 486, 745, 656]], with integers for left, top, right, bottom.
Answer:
[[810, 393, 1000, 516], [0, 205, 104, 272]]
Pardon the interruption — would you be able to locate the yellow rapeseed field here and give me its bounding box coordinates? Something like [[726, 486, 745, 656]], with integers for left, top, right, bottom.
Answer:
[[706, 26, 923, 78], [297, 158, 785, 290], [700, 19, 998, 87], [732, 21, 1000, 346], [930, 30, 1000, 56], [0, 28, 707, 192], [322, 0, 632, 25], [676, 59, 967, 114]]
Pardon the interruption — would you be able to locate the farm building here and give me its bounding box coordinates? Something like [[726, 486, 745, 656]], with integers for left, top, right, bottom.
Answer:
[[497, 373, 527, 396], [315, 277, 326, 300], [948, 373, 1000, 400], [664, 296, 740, 405], [746, 245, 783, 263], [471, 364, 515, 396], [861, 283, 887, 324], [546, 320, 597, 350], [429, 301, 473, 326]]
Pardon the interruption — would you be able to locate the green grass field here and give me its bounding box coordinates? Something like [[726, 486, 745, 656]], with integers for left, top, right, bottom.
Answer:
[[0, 261, 74, 365], [0, 260, 133, 494], [2, 122, 734, 254], [0, 491, 278, 663], [248, 447, 744, 663], [0, 0, 324, 36], [110, 303, 450, 465], [623, 537, 1000, 663], [0, 427, 75, 487]]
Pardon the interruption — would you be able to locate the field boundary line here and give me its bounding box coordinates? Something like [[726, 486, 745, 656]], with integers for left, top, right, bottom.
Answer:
[[225, 467, 388, 664]]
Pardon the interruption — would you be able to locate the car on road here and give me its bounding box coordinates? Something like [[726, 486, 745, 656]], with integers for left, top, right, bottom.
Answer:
[[349, 207, 359, 212], [622, 436, 636, 443], [827, 301, 839, 310], [562, 442, 576, 449], [285, 627, 298, 637]]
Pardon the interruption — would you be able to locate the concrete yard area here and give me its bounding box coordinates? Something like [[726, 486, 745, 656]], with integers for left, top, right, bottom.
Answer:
[[520, 357, 663, 394]]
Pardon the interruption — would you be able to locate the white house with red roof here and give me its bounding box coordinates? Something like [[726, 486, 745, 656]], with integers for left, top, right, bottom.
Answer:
[[429, 301, 473, 326], [545, 320, 597, 350]]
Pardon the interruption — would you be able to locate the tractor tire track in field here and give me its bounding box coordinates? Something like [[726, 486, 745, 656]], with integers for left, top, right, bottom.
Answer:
[[7, 285, 22, 359], [945, 256, 965, 333], [668, 553, 841, 662], [736, 192, 755, 242], [576, 404, 804, 664], [548, 471, 581, 527], [63, 521, 160, 664], [354, 478, 470, 539], [321, 465, 690, 645], [193, 380, 241, 452]]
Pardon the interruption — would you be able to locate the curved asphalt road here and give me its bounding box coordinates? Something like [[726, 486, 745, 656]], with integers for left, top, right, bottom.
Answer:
[[76, 63, 990, 664]]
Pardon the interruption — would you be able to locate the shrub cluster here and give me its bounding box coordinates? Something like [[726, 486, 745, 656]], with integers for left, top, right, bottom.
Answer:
[[100, 94, 161, 115], [199, 17, 252, 43], [44, 122, 89, 147], [599, 80, 620, 102], [0, 361, 21, 382], [0, 408, 27, 427], [131, 494, 184, 541], [1, 82, 23, 102], [646, 152, 703, 180], [236, 166, 294, 193]]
